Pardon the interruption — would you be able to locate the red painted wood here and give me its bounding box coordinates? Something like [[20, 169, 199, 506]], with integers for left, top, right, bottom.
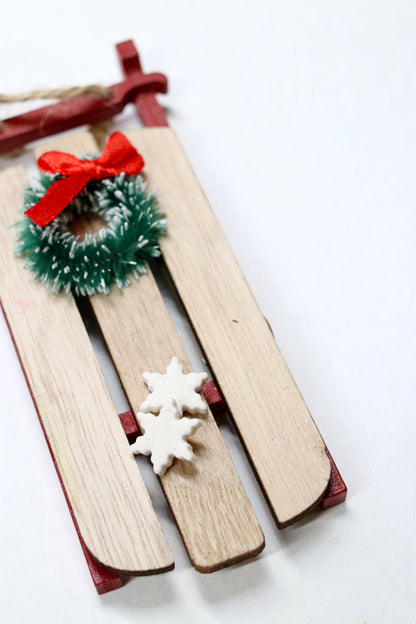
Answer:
[[116, 40, 144, 74], [0, 67, 167, 154], [116, 40, 169, 127], [119, 409, 140, 443], [320, 448, 348, 510], [201, 380, 226, 415], [264, 317, 274, 339], [78, 538, 123, 595]]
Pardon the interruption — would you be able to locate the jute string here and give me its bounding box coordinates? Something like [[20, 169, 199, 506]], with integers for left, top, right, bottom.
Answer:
[[0, 84, 113, 156], [0, 84, 112, 106]]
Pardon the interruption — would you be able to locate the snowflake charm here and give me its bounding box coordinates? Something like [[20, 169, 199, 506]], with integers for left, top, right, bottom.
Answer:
[[141, 357, 208, 414], [130, 399, 203, 475]]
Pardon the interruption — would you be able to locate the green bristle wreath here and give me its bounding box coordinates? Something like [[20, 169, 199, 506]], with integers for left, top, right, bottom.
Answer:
[[15, 171, 167, 296]]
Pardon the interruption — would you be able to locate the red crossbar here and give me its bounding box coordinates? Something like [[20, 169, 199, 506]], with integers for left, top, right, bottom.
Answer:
[[116, 40, 169, 127], [0, 43, 167, 154]]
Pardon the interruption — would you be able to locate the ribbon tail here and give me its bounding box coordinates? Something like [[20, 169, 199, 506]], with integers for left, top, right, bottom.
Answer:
[[25, 173, 91, 227]]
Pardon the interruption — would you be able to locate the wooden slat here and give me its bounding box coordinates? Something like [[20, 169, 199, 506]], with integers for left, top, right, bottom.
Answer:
[[91, 276, 265, 572], [126, 128, 331, 527], [0, 166, 173, 575], [35, 133, 265, 573]]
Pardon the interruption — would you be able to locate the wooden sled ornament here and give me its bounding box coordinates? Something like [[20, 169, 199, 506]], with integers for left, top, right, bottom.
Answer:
[[0, 40, 346, 593]]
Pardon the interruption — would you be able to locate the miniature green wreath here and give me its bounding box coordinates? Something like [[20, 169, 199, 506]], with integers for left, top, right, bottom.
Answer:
[[15, 172, 166, 296]]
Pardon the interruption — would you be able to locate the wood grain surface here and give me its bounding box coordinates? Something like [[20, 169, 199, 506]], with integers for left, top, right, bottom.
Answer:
[[0, 166, 173, 575], [126, 127, 331, 527], [91, 276, 265, 572], [35, 132, 265, 573]]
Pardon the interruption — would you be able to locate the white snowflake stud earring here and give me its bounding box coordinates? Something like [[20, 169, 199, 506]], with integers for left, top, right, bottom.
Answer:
[[140, 357, 208, 414], [130, 398, 202, 475]]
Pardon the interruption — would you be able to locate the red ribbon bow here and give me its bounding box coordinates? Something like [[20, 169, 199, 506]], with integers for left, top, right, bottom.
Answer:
[[25, 132, 145, 227]]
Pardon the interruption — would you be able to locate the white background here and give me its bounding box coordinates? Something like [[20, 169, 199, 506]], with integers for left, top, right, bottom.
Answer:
[[1, 2, 415, 622]]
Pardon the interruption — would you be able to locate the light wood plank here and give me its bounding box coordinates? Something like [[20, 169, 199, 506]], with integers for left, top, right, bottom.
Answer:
[[92, 276, 265, 572], [35, 133, 265, 572], [127, 127, 331, 527], [0, 166, 173, 574]]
